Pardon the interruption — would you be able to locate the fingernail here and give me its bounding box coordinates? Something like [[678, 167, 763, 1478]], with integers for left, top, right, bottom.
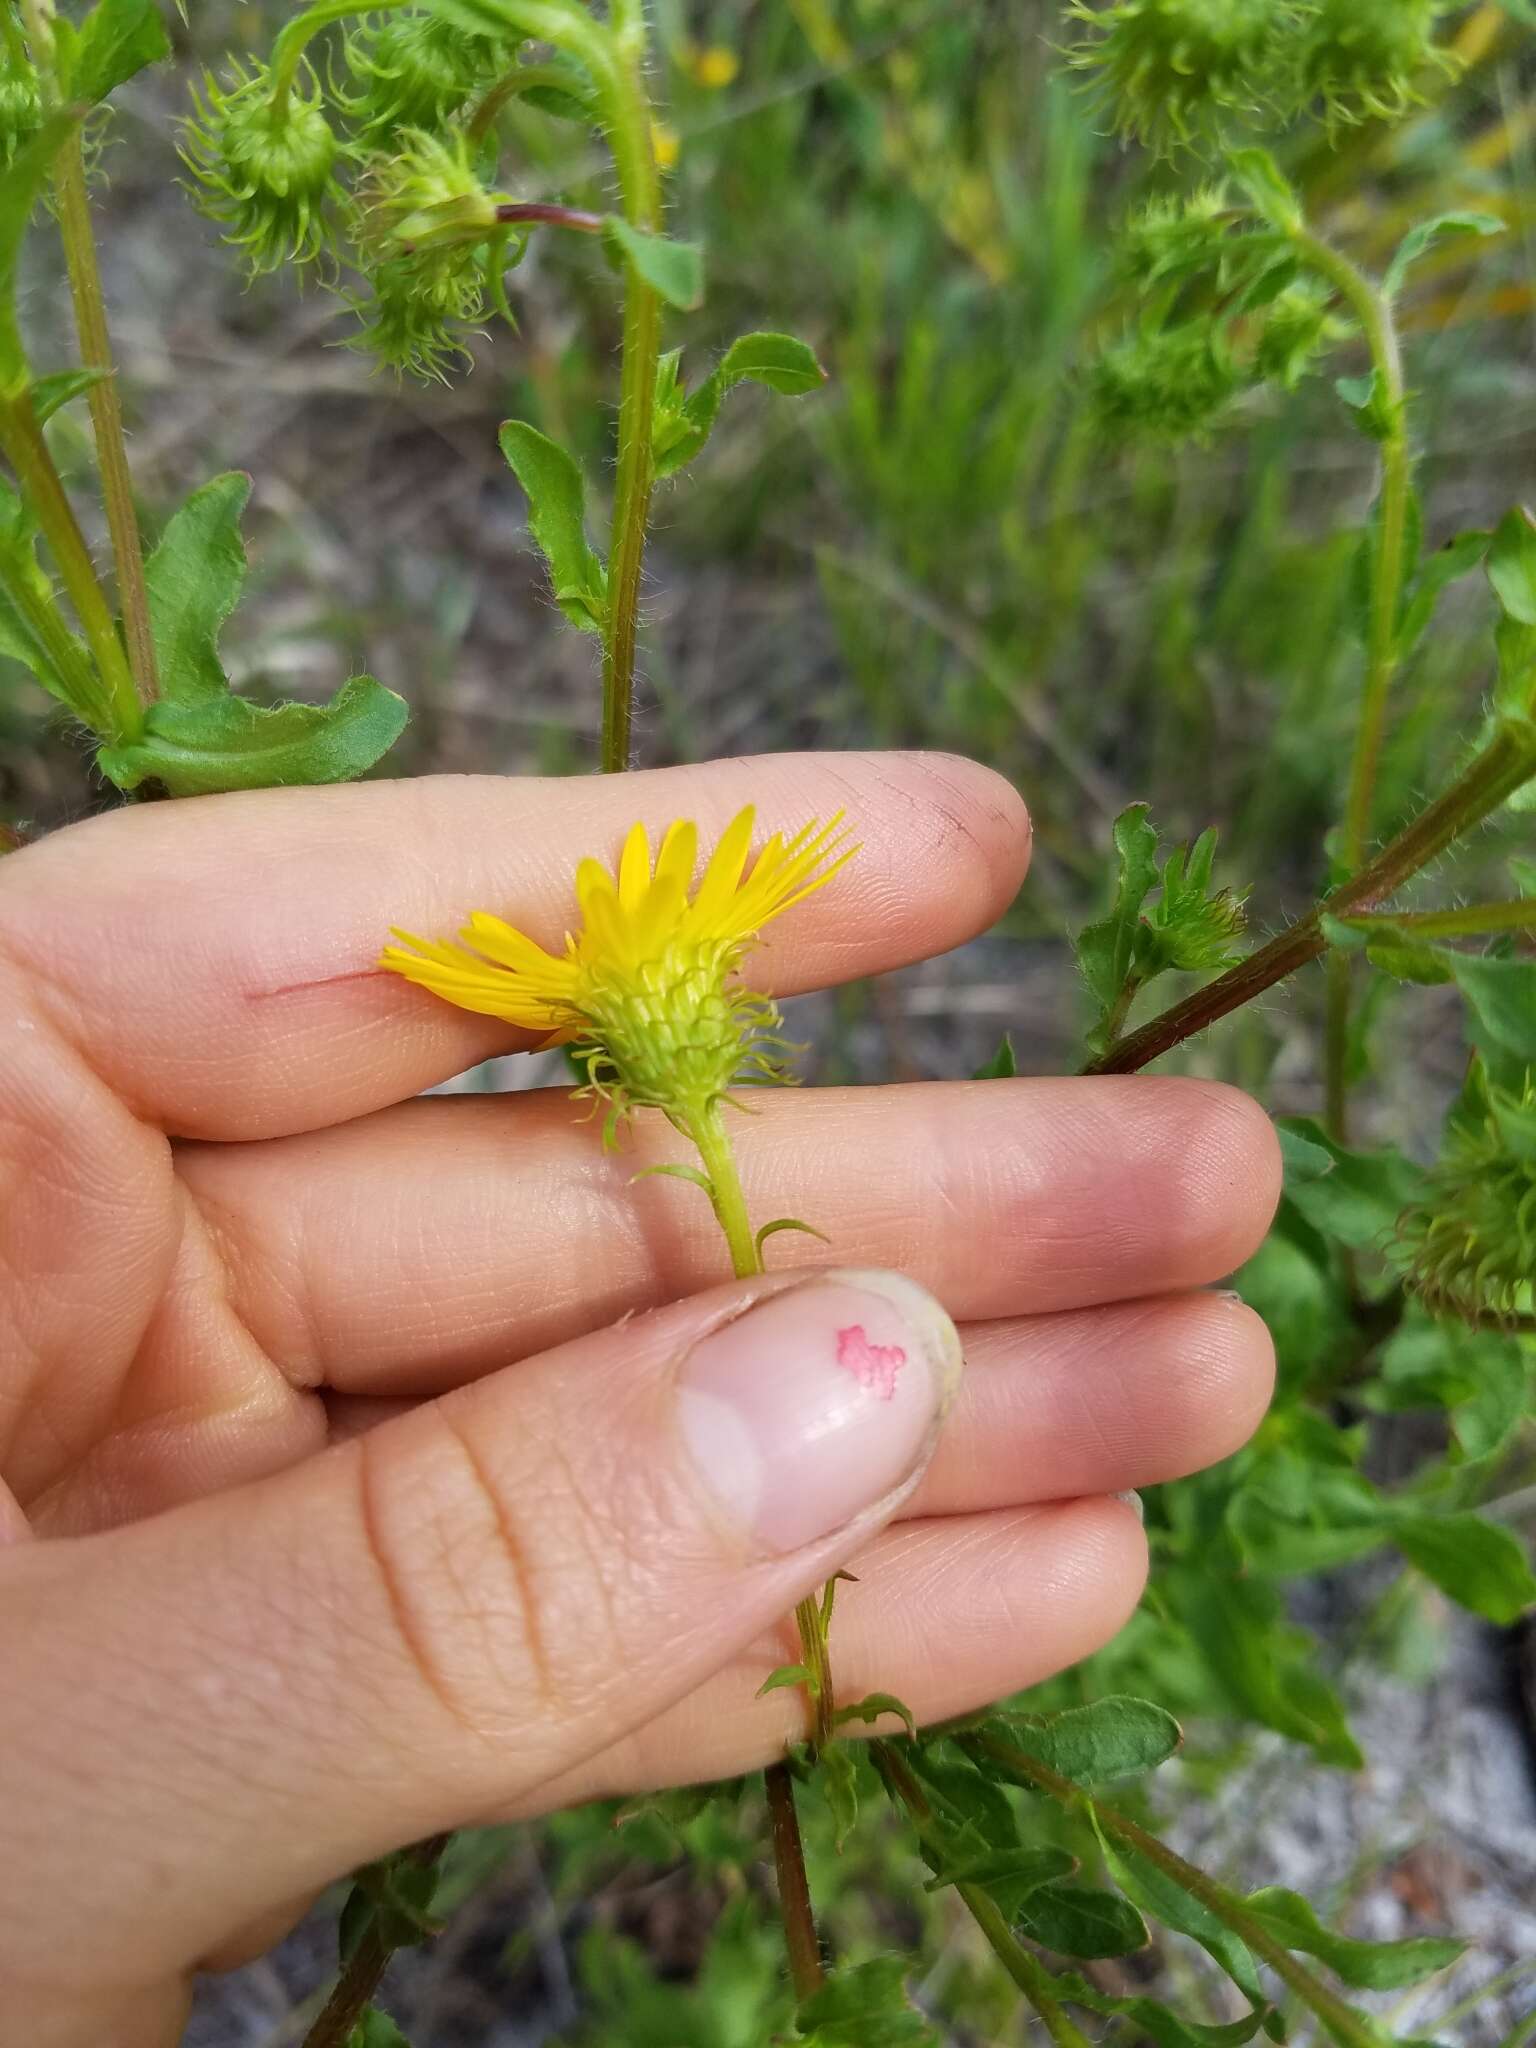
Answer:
[[677, 1269, 962, 1555], [1114, 1490, 1144, 1524]]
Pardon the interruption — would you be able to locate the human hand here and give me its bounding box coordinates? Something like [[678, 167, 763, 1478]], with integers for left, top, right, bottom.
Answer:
[[0, 753, 1280, 2045]]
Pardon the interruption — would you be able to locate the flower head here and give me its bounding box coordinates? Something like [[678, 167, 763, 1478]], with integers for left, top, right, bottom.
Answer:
[[182, 59, 341, 276], [383, 808, 853, 1124], [338, 13, 499, 147], [1298, 0, 1460, 127], [1067, 0, 1299, 148], [1399, 1063, 1536, 1325]]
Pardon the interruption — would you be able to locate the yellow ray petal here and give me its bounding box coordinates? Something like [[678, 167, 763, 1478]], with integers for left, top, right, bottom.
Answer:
[[617, 822, 652, 912], [688, 806, 755, 930]]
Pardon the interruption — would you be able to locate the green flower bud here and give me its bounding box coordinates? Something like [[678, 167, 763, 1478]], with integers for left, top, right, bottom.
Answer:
[[0, 67, 42, 171], [1118, 186, 1234, 286], [354, 126, 502, 264], [183, 59, 341, 276], [1299, 0, 1460, 127], [1254, 281, 1347, 389], [1139, 831, 1248, 974], [1067, 0, 1299, 148], [1089, 320, 1243, 441], [1400, 1065, 1536, 1325], [338, 14, 499, 148], [347, 251, 488, 383]]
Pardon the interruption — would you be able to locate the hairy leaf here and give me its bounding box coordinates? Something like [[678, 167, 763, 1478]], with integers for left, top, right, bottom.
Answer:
[[145, 472, 252, 704], [347, 2011, 414, 2048], [60, 0, 171, 104], [1057, 1973, 1267, 2048], [499, 421, 607, 632], [97, 675, 408, 796], [30, 367, 110, 425], [1016, 1880, 1150, 1959], [1092, 1816, 1266, 2008], [1384, 212, 1503, 300], [1244, 1888, 1464, 1990], [1076, 802, 1159, 1025], [604, 217, 705, 310], [796, 1958, 939, 2046], [1276, 1118, 1428, 1251], [920, 1844, 1073, 1896], [0, 110, 84, 391], [984, 1697, 1182, 1787], [1395, 1512, 1536, 1625], [973, 1033, 1017, 1080], [654, 331, 825, 478]]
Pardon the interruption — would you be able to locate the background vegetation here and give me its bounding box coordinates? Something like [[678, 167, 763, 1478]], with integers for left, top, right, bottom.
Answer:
[[3, 3, 1534, 2044]]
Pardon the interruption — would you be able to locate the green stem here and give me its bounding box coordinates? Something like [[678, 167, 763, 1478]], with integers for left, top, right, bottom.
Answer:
[[1086, 721, 1536, 1076], [299, 1837, 450, 2048], [468, 62, 596, 143], [598, 51, 663, 774], [1099, 971, 1143, 1058], [1292, 229, 1410, 1139], [0, 391, 139, 744], [54, 129, 157, 707], [966, 1735, 1380, 2048], [0, 550, 109, 727], [874, 1743, 1093, 2048]]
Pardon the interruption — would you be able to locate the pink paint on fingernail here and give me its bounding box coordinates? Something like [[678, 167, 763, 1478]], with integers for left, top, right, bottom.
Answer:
[[836, 1325, 906, 1400], [677, 1270, 962, 1555]]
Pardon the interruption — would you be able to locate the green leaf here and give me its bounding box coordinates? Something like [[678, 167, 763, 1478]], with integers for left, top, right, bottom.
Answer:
[[755, 1216, 832, 1261], [1016, 1881, 1151, 1959], [1231, 1461, 1395, 1576], [30, 367, 110, 425], [1244, 1888, 1465, 1990], [1056, 1973, 1267, 2048], [1092, 1815, 1266, 2008], [1076, 802, 1159, 1034], [984, 1697, 1181, 1787], [796, 1958, 939, 2046], [834, 1692, 917, 1741], [1398, 528, 1491, 657], [1228, 148, 1303, 233], [757, 1661, 818, 1699], [61, 0, 171, 104], [96, 674, 409, 796], [1277, 1124, 1335, 1188], [1384, 211, 1504, 299], [905, 1744, 1018, 1853], [1335, 368, 1400, 443], [0, 109, 84, 391], [1276, 1117, 1429, 1251], [1488, 506, 1536, 625], [498, 421, 607, 632], [1395, 1512, 1536, 1625], [818, 1741, 860, 1851], [603, 216, 705, 311], [653, 330, 826, 479], [1439, 951, 1536, 1062], [145, 472, 252, 704], [920, 1844, 1074, 1897], [1370, 1314, 1531, 1467], [346, 2011, 414, 2048], [973, 1033, 1017, 1080]]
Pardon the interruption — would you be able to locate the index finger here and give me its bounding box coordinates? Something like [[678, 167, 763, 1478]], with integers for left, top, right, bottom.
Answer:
[[0, 752, 1028, 1140]]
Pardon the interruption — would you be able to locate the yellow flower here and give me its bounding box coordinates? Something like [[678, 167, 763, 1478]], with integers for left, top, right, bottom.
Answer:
[[651, 118, 681, 171], [689, 44, 740, 89], [382, 806, 853, 1118]]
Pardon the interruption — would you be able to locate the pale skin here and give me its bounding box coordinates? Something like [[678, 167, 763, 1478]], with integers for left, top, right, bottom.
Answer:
[[0, 751, 1282, 2046]]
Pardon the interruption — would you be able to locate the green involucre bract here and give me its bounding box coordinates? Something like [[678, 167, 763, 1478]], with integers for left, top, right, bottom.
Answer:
[[1400, 1067, 1536, 1325], [183, 59, 341, 276], [1254, 282, 1346, 389], [347, 250, 488, 382], [0, 67, 41, 171], [1067, 0, 1300, 146], [1089, 320, 1242, 441], [1298, 0, 1460, 127], [337, 13, 502, 148]]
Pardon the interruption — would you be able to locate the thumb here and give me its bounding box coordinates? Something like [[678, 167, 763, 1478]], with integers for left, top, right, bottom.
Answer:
[[1, 1269, 960, 2010]]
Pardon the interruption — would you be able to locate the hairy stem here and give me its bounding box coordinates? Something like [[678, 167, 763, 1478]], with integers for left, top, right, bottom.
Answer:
[[874, 1743, 1093, 2048], [54, 130, 157, 707], [599, 53, 663, 773], [765, 1762, 827, 2001], [0, 551, 106, 722], [1340, 898, 1536, 938], [966, 1734, 1380, 2048], [1086, 722, 1536, 1076], [299, 1838, 450, 2048], [1293, 230, 1411, 1139], [0, 392, 140, 744]]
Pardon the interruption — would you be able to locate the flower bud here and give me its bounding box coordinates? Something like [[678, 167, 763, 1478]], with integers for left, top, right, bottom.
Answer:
[[1299, 0, 1459, 127], [1067, 0, 1298, 148], [183, 59, 340, 276], [1089, 320, 1243, 441], [1400, 1065, 1536, 1325], [347, 251, 488, 383], [354, 126, 501, 263], [338, 14, 499, 147]]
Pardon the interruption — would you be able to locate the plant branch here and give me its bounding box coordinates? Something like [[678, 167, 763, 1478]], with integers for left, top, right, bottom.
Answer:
[[765, 1762, 827, 2002], [1340, 898, 1536, 939], [1085, 722, 1536, 1075], [0, 390, 140, 744], [598, 50, 663, 774], [468, 63, 594, 143], [874, 1742, 1093, 2048], [54, 129, 157, 706], [299, 1836, 450, 2048], [965, 1734, 1380, 2048]]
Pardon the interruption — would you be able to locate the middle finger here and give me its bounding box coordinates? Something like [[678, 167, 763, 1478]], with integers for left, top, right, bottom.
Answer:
[[180, 1076, 1281, 1397]]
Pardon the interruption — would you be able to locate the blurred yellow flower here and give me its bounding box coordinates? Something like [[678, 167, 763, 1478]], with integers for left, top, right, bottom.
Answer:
[[652, 118, 681, 170], [383, 807, 853, 1116], [688, 44, 740, 89]]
